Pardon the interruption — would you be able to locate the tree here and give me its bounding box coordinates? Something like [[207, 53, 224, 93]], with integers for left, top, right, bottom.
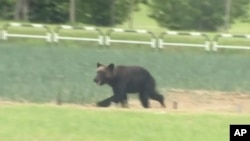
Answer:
[[0, 0, 140, 25], [0, 0, 14, 20], [29, 0, 69, 23], [76, 0, 133, 26], [150, 0, 250, 31]]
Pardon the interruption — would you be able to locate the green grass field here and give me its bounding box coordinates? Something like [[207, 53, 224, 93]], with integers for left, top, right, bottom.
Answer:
[[0, 4, 250, 141], [0, 104, 249, 141], [0, 42, 250, 104]]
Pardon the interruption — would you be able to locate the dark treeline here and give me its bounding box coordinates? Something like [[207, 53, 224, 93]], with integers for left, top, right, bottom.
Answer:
[[0, 0, 249, 31]]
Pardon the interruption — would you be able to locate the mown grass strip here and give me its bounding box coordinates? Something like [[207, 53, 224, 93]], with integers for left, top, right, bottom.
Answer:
[[0, 104, 249, 141]]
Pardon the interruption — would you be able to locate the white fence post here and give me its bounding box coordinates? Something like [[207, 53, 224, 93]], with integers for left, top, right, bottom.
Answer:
[[105, 28, 157, 48], [212, 34, 250, 51]]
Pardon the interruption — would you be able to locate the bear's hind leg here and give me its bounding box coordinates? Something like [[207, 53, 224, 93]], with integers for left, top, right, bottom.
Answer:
[[149, 91, 166, 108], [120, 95, 129, 108]]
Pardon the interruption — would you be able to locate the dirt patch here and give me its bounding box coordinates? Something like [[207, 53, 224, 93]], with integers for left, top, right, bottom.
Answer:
[[1, 89, 250, 114], [105, 89, 250, 114]]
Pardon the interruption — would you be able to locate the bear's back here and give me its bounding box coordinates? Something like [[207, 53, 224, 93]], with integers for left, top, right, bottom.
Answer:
[[114, 65, 154, 82], [113, 65, 156, 92]]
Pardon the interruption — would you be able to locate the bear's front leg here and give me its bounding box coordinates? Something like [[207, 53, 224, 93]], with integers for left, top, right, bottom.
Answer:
[[96, 97, 112, 107], [111, 85, 127, 105]]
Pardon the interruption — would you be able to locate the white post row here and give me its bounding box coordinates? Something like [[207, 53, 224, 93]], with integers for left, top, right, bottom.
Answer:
[[105, 28, 157, 48], [1, 22, 250, 52], [212, 34, 250, 51], [1, 22, 52, 42], [53, 25, 104, 45], [158, 31, 211, 51]]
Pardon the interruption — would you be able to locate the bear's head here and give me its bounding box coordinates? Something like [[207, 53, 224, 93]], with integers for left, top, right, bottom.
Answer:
[[93, 63, 114, 85]]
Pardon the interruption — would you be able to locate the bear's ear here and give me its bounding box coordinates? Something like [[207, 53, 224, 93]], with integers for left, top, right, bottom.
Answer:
[[108, 63, 114, 71], [97, 62, 102, 68]]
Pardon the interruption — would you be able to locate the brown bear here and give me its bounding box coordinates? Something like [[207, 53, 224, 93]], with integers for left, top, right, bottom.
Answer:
[[93, 63, 166, 108]]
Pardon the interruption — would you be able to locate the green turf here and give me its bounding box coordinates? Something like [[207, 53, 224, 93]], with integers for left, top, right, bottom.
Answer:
[[0, 42, 250, 103], [229, 21, 250, 34], [0, 104, 249, 141]]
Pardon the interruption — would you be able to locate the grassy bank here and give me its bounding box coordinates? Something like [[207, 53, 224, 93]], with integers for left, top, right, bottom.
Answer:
[[0, 43, 250, 103]]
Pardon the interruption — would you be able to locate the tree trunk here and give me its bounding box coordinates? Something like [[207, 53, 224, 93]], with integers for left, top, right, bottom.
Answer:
[[14, 0, 22, 20], [128, 0, 134, 29], [14, 0, 29, 21], [69, 0, 76, 23], [224, 0, 232, 32], [22, 0, 29, 21], [109, 0, 115, 26]]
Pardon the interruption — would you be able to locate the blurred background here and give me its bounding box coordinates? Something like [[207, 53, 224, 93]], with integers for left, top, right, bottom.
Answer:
[[0, 0, 249, 31]]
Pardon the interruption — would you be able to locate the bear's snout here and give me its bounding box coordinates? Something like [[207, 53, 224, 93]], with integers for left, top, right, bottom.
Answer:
[[93, 78, 102, 85]]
